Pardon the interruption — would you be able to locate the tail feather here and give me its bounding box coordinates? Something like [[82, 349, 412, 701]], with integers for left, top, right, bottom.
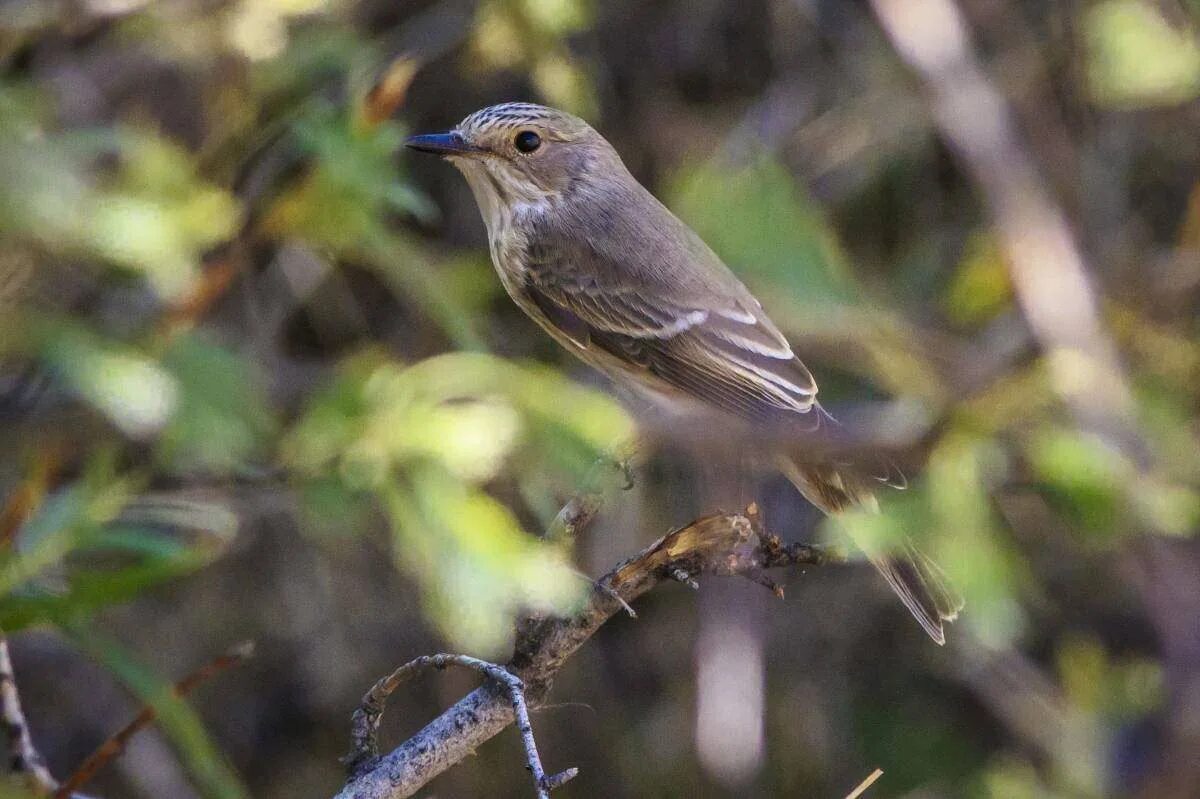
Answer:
[[865, 549, 960, 645], [779, 457, 963, 645]]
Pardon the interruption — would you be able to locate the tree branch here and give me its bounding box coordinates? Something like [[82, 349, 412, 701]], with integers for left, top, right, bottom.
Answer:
[[336, 510, 835, 799], [1, 633, 59, 796], [343, 654, 577, 798]]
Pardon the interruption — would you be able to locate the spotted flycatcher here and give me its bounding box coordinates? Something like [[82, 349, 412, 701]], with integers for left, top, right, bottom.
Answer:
[[407, 103, 962, 643]]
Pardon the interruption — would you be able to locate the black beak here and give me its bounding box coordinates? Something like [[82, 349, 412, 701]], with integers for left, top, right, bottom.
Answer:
[[404, 131, 478, 156]]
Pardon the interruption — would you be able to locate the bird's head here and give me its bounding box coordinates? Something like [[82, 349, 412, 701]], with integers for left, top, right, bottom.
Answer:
[[405, 102, 619, 227]]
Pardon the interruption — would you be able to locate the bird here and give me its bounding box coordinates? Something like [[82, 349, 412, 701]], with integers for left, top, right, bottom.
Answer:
[[405, 102, 962, 644]]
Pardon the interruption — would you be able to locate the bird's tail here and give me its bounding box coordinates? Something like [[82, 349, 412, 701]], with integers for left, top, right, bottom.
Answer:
[[780, 458, 963, 645]]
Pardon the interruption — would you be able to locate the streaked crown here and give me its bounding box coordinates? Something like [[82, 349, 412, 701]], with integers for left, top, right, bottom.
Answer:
[[457, 102, 591, 141]]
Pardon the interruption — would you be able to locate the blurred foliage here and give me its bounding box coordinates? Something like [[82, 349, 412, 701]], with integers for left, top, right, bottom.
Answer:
[[0, 101, 236, 301], [943, 234, 1012, 327], [1086, 0, 1200, 107], [0, 1, 634, 790], [670, 155, 857, 311], [284, 351, 631, 651], [0, 0, 1198, 797], [470, 0, 598, 115]]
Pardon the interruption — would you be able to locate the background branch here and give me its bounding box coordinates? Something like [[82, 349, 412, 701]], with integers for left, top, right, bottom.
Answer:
[[868, 0, 1139, 450], [54, 642, 255, 799]]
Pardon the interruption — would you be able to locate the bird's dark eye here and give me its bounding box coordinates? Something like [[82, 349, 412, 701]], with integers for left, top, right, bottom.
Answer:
[[513, 130, 541, 153]]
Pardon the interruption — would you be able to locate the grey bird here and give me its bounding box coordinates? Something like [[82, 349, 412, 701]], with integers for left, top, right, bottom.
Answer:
[[406, 102, 962, 644]]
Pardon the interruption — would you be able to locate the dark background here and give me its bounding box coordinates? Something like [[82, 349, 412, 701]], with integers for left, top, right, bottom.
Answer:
[[2, 0, 1199, 797]]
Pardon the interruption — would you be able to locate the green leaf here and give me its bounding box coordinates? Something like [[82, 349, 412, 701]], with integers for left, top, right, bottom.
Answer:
[[41, 323, 180, 439], [668, 154, 858, 315], [1028, 427, 1127, 541]]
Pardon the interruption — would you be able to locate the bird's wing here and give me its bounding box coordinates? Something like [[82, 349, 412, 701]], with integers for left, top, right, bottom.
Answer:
[[519, 234, 819, 424]]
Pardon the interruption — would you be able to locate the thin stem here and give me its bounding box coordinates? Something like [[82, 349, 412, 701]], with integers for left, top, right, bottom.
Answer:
[[0, 634, 59, 796], [55, 641, 254, 798]]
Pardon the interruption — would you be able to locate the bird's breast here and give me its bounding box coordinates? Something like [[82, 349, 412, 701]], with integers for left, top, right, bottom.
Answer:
[[486, 217, 534, 303]]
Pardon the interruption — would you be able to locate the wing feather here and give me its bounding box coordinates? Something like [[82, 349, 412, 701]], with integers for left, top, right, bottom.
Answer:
[[517, 193, 818, 420], [525, 275, 816, 421]]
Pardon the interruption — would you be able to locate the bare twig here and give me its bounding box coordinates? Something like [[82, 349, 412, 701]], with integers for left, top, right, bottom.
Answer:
[[336, 511, 835, 799], [0, 634, 59, 796], [344, 654, 576, 798], [54, 641, 255, 798], [845, 768, 884, 799]]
